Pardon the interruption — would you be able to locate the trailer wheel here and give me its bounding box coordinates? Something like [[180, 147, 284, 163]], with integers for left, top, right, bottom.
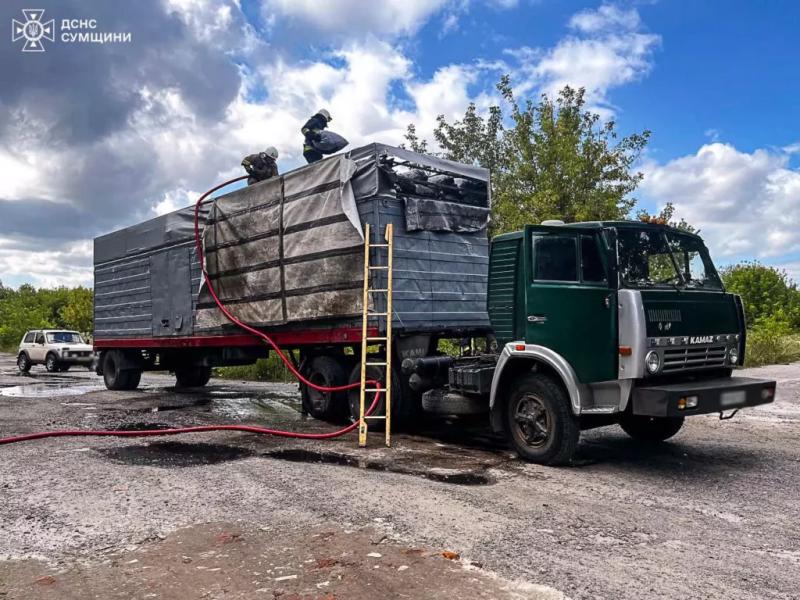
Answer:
[[103, 350, 142, 391], [175, 366, 212, 388], [505, 374, 579, 465], [620, 415, 684, 442], [301, 355, 348, 422], [346, 362, 407, 430]]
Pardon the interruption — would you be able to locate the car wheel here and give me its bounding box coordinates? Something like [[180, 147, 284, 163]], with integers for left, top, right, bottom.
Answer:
[[59, 364, 71, 372], [620, 414, 684, 442], [505, 374, 580, 465], [17, 353, 31, 373], [45, 353, 59, 373]]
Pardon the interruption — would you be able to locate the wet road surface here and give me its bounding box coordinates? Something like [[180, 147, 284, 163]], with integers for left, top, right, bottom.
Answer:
[[0, 353, 799, 599]]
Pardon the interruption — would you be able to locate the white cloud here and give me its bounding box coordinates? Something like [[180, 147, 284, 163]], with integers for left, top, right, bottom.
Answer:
[[506, 5, 659, 115], [641, 143, 800, 260], [260, 0, 450, 38], [0, 239, 93, 288], [569, 4, 641, 33]]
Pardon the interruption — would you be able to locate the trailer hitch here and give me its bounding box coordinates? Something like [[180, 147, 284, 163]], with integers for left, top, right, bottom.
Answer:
[[718, 409, 740, 420]]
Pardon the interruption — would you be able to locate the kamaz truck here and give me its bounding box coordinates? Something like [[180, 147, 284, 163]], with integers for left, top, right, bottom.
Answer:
[[92, 144, 776, 464]]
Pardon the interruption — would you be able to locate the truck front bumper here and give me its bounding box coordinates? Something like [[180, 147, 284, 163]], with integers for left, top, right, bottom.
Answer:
[[632, 376, 776, 418]]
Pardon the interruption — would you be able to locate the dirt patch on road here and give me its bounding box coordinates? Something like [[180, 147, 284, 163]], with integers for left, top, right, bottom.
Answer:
[[0, 523, 563, 600]]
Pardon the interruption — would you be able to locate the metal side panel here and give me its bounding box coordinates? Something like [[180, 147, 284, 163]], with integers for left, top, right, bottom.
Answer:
[[150, 247, 193, 337]]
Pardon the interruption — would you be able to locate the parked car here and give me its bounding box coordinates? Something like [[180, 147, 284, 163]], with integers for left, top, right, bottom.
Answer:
[[17, 330, 95, 373]]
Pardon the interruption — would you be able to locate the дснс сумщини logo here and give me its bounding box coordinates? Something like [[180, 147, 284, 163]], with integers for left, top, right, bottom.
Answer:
[[12, 9, 54, 52]]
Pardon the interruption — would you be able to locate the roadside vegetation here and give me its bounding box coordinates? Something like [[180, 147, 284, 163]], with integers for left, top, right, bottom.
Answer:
[[720, 263, 800, 367], [0, 282, 93, 352], [214, 354, 294, 383]]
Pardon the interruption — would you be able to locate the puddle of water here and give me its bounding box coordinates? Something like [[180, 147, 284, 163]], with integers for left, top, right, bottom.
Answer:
[[264, 448, 493, 486], [99, 441, 255, 468], [212, 394, 303, 420], [0, 383, 105, 398]]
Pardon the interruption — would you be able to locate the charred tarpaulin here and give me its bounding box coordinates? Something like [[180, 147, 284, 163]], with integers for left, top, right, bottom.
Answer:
[[93, 143, 493, 342]]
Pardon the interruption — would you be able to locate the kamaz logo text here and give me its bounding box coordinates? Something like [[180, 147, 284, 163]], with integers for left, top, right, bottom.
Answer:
[[689, 336, 714, 345]]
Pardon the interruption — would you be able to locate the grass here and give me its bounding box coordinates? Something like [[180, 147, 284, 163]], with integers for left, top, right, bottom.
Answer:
[[214, 353, 295, 383], [744, 333, 800, 368]]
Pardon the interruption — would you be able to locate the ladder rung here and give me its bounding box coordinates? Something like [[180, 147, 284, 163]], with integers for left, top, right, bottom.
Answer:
[[367, 312, 388, 316], [366, 336, 387, 341], [368, 289, 389, 293], [364, 416, 386, 420], [368, 266, 389, 270], [370, 244, 389, 248], [363, 388, 385, 392], [366, 362, 386, 366]]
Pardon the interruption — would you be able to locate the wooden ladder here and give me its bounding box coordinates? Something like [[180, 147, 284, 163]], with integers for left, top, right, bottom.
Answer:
[[357, 223, 394, 448]]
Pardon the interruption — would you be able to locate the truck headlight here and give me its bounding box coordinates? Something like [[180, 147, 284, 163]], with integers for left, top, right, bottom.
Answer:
[[645, 351, 661, 374], [728, 346, 739, 365]]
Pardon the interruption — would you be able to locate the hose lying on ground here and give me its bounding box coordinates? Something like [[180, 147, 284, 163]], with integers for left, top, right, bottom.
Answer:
[[0, 176, 381, 446]]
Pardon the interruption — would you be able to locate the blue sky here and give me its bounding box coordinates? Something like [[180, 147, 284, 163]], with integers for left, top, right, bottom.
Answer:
[[0, 0, 798, 287]]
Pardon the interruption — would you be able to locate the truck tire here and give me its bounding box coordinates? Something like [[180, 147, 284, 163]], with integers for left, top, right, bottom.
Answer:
[[505, 374, 579, 465], [346, 362, 404, 430], [175, 366, 212, 388], [45, 352, 59, 373], [103, 350, 142, 391], [301, 355, 348, 422], [17, 353, 31, 373], [620, 415, 684, 442]]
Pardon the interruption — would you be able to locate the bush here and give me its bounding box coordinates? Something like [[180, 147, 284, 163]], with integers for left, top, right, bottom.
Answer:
[[745, 316, 800, 367], [720, 262, 800, 329]]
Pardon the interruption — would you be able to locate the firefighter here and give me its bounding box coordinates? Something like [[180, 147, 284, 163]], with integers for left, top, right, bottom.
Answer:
[[241, 146, 279, 185], [301, 108, 331, 164]]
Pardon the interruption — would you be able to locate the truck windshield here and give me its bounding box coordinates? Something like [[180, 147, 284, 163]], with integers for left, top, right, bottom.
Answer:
[[617, 228, 722, 290], [47, 332, 84, 344]]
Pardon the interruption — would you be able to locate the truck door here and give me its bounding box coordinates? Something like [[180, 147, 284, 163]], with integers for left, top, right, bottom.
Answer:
[[524, 226, 617, 383]]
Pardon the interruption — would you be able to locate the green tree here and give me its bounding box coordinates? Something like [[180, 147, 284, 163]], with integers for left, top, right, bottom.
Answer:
[[59, 287, 94, 334], [407, 77, 651, 234], [720, 262, 800, 329]]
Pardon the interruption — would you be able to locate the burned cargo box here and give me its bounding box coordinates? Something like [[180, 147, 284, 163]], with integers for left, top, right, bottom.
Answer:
[[93, 144, 492, 342]]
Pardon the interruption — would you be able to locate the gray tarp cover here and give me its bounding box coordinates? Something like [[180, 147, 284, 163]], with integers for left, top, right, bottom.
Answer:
[[195, 155, 364, 330]]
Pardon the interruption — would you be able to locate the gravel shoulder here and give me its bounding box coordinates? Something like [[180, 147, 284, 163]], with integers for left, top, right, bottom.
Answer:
[[1, 354, 798, 599]]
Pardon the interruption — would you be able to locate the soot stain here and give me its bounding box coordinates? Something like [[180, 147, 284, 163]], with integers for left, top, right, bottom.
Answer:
[[99, 441, 255, 468], [264, 448, 493, 486]]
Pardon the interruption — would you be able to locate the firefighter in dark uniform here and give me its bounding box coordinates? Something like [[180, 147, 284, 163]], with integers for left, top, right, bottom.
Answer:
[[241, 146, 279, 185], [301, 108, 331, 164]]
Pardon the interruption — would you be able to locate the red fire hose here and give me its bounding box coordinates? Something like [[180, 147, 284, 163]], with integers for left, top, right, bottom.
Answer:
[[0, 176, 382, 446]]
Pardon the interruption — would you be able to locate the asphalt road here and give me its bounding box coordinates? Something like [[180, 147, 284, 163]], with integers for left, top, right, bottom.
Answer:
[[0, 352, 798, 599]]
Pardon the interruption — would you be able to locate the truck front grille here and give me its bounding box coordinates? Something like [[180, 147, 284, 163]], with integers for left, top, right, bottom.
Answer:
[[662, 345, 727, 372]]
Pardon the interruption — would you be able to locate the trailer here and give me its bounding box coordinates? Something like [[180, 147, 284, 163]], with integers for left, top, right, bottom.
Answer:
[[94, 144, 778, 464], [93, 144, 492, 424]]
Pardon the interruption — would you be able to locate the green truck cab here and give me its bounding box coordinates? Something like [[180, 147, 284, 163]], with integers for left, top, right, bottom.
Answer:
[[474, 220, 777, 463]]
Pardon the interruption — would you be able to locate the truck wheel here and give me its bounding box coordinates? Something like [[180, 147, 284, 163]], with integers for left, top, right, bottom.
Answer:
[[103, 351, 141, 391], [505, 374, 579, 465], [175, 366, 212, 388], [620, 415, 684, 442], [301, 355, 347, 422], [346, 362, 404, 430], [45, 353, 59, 373], [17, 353, 31, 373]]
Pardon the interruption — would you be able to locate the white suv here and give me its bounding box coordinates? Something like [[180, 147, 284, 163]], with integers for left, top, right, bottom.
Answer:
[[17, 330, 95, 373]]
